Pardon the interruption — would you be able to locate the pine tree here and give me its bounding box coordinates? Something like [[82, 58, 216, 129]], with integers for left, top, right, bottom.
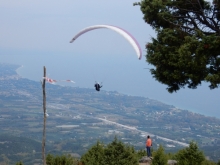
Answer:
[[103, 137, 138, 165], [46, 154, 54, 165], [16, 161, 24, 165], [80, 141, 105, 165], [134, 0, 220, 92], [136, 149, 147, 160], [174, 141, 205, 165], [46, 154, 78, 165], [152, 145, 168, 165], [80, 137, 139, 165]]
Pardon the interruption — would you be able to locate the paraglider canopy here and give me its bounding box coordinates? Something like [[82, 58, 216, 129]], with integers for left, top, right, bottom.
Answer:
[[70, 24, 142, 60]]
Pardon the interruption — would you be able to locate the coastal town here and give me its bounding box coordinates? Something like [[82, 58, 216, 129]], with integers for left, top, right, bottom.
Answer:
[[0, 63, 220, 163]]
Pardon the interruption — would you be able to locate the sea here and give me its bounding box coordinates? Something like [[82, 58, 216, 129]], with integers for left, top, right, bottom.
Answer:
[[1, 51, 220, 119]]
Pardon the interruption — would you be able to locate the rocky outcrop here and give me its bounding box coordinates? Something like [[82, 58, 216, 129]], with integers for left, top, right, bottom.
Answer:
[[139, 156, 177, 165], [139, 156, 152, 163], [167, 160, 177, 165]]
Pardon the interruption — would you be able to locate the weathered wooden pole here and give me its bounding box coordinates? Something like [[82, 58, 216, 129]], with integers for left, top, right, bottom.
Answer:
[[41, 66, 47, 165]]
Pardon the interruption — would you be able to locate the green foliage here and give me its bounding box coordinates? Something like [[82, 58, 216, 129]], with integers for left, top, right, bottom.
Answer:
[[217, 160, 220, 165], [81, 137, 138, 165], [174, 141, 205, 165], [104, 137, 138, 165], [80, 141, 105, 165], [135, 0, 220, 92], [136, 149, 147, 160], [201, 159, 217, 165], [167, 152, 175, 160], [46, 154, 79, 165], [16, 161, 24, 165], [152, 145, 168, 165]]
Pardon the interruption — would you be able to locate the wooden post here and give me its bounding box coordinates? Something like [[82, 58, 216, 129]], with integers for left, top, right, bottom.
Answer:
[[41, 66, 47, 165]]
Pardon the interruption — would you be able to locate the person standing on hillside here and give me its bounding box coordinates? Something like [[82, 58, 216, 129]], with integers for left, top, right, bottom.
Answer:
[[146, 135, 152, 157]]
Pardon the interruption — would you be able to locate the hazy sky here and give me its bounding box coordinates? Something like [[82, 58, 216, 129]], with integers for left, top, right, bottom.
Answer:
[[0, 0, 219, 118]]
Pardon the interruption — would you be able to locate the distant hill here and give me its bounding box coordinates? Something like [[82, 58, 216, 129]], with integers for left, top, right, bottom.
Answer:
[[0, 63, 220, 163], [0, 134, 42, 164]]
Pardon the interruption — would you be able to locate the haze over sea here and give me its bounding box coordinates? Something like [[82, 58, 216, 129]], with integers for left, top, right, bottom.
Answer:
[[1, 50, 220, 119], [0, 0, 219, 119]]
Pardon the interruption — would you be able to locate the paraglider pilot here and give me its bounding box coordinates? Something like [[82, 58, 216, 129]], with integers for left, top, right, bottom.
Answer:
[[94, 82, 102, 91]]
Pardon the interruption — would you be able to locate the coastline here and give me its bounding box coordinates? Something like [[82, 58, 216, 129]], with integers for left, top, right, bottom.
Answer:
[[3, 62, 220, 119], [15, 65, 24, 76]]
